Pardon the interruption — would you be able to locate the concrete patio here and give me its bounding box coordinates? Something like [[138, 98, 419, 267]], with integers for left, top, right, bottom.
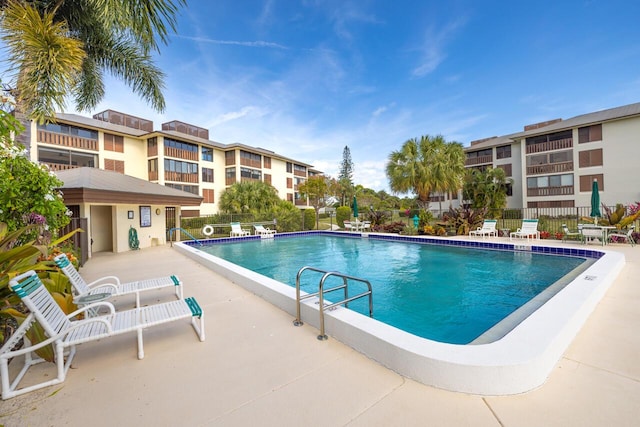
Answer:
[[1, 238, 639, 426]]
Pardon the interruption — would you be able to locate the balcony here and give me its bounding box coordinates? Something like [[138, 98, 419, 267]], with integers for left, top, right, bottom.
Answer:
[[42, 163, 79, 172], [527, 185, 574, 197], [38, 130, 98, 151], [240, 158, 261, 168], [465, 155, 493, 166], [526, 161, 573, 175], [164, 171, 198, 183], [294, 169, 307, 177], [148, 170, 158, 181], [164, 146, 198, 161], [526, 138, 573, 154]]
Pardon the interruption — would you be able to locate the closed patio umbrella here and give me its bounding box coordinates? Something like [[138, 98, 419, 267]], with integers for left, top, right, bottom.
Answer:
[[590, 179, 601, 223], [352, 196, 359, 219]]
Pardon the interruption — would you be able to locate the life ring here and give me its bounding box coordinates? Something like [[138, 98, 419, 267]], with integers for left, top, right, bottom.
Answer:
[[202, 225, 215, 236]]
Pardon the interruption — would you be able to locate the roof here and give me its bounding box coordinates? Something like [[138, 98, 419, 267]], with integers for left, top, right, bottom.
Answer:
[[55, 113, 150, 137], [55, 168, 203, 206], [511, 102, 640, 139]]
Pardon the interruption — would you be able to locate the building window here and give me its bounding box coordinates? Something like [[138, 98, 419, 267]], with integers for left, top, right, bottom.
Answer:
[[164, 159, 198, 183], [202, 167, 214, 183], [496, 163, 512, 177], [496, 145, 511, 159], [264, 173, 272, 185], [104, 133, 124, 152], [104, 158, 124, 173], [38, 147, 96, 169], [240, 150, 261, 168], [580, 174, 604, 191], [164, 137, 198, 153], [578, 149, 603, 168], [287, 193, 293, 202], [203, 189, 214, 203], [240, 167, 261, 181], [148, 159, 158, 180], [578, 124, 602, 144], [225, 150, 235, 166], [202, 146, 213, 162], [37, 122, 98, 140], [165, 183, 199, 195], [286, 162, 292, 173], [527, 174, 573, 188], [225, 167, 236, 185], [147, 137, 158, 156], [528, 200, 575, 208], [264, 156, 271, 169], [287, 177, 293, 188]]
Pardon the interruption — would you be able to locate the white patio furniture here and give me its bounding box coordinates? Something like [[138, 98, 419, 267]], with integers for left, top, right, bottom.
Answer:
[[254, 224, 276, 236], [510, 219, 540, 241], [607, 226, 635, 246], [54, 253, 183, 308], [469, 219, 498, 238], [230, 222, 250, 237], [1, 270, 205, 400]]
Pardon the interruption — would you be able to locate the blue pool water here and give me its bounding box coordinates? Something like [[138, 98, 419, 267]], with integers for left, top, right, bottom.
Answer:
[[199, 235, 587, 344]]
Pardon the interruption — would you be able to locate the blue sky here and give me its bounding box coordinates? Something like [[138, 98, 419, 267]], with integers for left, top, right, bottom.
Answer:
[[81, 1, 640, 191]]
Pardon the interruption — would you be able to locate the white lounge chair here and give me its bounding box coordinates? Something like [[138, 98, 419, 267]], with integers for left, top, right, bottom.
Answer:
[[343, 220, 352, 231], [607, 226, 635, 246], [54, 253, 183, 307], [1, 270, 205, 400], [230, 222, 250, 237], [254, 224, 276, 236], [469, 219, 498, 238], [510, 219, 540, 240]]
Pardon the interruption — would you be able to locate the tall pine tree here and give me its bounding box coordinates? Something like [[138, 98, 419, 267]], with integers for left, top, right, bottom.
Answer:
[[338, 146, 354, 206]]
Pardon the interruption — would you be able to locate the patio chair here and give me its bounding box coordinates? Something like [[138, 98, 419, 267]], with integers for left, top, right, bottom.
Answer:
[[343, 220, 352, 231], [510, 219, 540, 241], [607, 226, 636, 247], [1, 270, 205, 400], [54, 253, 182, 308], [254, 224, 276, 236], [230, 222, 250, 237], [469, 219, 498, 238], [561, 224, 584, 243]]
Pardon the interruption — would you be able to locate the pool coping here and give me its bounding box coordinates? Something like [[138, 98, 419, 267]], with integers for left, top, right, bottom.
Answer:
[[175, 231, 625, 396]]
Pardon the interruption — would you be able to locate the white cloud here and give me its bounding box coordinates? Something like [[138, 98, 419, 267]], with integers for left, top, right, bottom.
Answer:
[[412, 17, 468, 77]]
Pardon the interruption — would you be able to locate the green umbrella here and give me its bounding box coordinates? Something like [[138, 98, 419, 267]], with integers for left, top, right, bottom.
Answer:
[[590, 179, 601, 220], [352, 196, 359, 218]]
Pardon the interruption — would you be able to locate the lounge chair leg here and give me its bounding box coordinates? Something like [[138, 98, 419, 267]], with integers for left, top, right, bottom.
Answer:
[[137, 329, 144, 360]]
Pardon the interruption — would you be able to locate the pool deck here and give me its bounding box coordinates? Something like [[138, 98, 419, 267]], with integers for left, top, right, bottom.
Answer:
[[2, 237, 639, 426]]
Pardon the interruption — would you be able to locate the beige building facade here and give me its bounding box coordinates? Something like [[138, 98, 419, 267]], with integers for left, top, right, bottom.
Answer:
[[24, 109, 318, 217]]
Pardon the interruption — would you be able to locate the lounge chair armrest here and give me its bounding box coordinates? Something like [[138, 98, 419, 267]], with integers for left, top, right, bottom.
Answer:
[[67, 301, 116, 319], [86, 275, 121, 289]]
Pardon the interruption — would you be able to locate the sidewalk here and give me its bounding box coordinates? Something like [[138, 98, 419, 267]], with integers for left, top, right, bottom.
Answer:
[[1, 241, 639, 426]]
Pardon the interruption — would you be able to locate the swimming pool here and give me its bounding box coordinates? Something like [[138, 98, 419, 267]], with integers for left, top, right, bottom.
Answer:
[[197, 235, 587, 344], [175, 231, 625, 395]]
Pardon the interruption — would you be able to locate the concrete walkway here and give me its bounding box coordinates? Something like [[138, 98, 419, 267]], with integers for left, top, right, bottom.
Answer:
[[1, 239, 639, 426]]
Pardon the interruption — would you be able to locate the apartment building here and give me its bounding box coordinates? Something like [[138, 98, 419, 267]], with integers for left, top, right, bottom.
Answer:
[[24, 109, 318, 217], [460, 102, 640, 210]]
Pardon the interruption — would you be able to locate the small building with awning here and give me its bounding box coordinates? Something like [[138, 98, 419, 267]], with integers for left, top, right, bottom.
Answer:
[[56, 167, 202, 260]]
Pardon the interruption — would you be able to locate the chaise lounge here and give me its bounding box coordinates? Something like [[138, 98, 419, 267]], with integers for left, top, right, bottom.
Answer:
[[469, 219, 498, 238], [510, 219, 540, 241], [54, 253, 183, 307], [230, 222, 250, 237], [254, 224, 276, 236], [1, 270, 205, 400]]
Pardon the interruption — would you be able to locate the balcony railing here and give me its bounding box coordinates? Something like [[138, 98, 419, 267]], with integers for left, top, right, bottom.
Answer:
[[38, 130, 98, 151], [164, 146, 198, 161], [294, 169, 307, 177], [225, 176, 236, 186], [148, 170, 158, 181], [526, 138, 573, 154], [465, 155, 493, 166], [42, 163, 79, 172], [240, 158, 261, 168], [164, 171, 199, 183], [526, 161, 573, 175], [527, 185, 574, 197]]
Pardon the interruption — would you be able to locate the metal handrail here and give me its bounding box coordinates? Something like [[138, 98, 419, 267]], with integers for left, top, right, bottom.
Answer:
[[168, 227, 203, 246], [293, 266, 373, 341]]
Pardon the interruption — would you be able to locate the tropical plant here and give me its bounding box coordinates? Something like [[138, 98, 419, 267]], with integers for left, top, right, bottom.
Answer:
[[386, 135, 465, 211], [0, 0, 185, 122], [335, 206, 351, 228], [442, 206, 487, 236], [463, 167, 512, 218], [218, 181, 280, 214], [0, 143, 71, 236], [270, 200, 302, 232]]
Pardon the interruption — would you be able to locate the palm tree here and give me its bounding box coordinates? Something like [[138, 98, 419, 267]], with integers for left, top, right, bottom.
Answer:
[[463, 167, 511, 218], [385, 135, 465, 211], [219, 181, 280, 215], [1, 0, 185, 123]]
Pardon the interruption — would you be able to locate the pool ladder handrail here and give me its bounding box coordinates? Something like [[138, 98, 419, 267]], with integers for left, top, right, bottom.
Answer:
[[293, 266, 373, 341], [168, 227, 203, 246]]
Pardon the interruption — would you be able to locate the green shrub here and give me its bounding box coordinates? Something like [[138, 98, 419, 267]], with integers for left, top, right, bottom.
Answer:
[[303, 208, 316, 230], [336, 206, 351, 227]]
